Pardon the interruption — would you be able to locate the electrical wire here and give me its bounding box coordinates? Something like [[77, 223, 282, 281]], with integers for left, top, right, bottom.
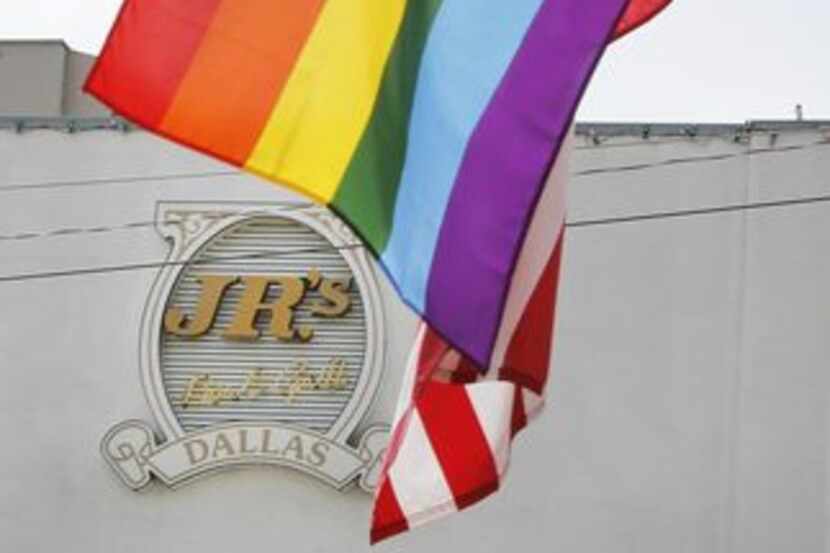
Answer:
[[0, 140, 826, 194], [1, 138, 828, 243], [574, 140, 830, 177], [0, 244, 364, 284], [0, 170, 240, 193], [568, 193, 830, 227], [2, 192, 830, 284], [2, 189, 829, 244], [0, 209, 276, 243]]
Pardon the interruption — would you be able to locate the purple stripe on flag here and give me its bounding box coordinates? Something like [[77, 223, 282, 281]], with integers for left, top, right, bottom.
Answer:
[[424, 0, 629, 367]]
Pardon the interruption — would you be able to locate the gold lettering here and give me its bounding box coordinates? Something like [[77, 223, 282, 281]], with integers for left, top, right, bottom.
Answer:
[[180, 375, 208, 408], [316, 358, 348, 391], [207, 381, 237, 406], [180, 375, 240, 408], [241, 368, 271, 400], [179, 359, 350, 409], [164, 275, 238, 338], [284, 362, 315, 403], [311, 277, 352, 318], [223, 276, 313, 342], [306, 268, 322, 290]]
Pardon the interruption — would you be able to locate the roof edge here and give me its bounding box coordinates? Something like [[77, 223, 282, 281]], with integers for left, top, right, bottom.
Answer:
[[577, 120, 830, 138], [0, 39, 70, 50], [1, 116, 828, 137]]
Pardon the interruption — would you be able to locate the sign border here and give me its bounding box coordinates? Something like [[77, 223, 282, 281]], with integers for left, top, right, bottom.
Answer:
[[102, 201, 390, 493]]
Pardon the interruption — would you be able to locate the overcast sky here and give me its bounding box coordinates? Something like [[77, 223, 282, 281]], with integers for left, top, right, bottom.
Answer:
[[1, 0, 827, 123]]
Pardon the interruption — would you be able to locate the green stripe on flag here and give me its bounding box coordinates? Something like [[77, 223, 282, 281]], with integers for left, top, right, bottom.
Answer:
[[332, 0, 444, 254]]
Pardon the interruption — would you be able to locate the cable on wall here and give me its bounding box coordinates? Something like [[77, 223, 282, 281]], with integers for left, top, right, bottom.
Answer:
[[2, 193, 830, 283]]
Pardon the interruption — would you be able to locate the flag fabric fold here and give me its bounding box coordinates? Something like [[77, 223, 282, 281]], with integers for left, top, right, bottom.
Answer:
[[615, 0, 672, 38], [85, 0, 671, 542], [369, 0, 670, 540], [371, 132, 570, 542], [86, 0, 668, 371]]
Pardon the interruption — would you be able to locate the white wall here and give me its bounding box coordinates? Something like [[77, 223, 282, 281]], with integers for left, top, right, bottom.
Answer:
[[0, 41, 67, 115], [0, 42, 106, 117], [0, 124, 828, 552]]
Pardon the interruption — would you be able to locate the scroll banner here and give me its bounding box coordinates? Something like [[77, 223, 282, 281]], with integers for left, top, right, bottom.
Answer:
[[102, 420, 389, 492]]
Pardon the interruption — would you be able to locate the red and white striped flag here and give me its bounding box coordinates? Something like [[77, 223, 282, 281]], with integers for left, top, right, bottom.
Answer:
[[369, 1, 672, 538], [371, 134, 571, 543]]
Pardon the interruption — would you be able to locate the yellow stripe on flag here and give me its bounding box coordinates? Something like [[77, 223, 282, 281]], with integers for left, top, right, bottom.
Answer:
[[246, 0, 407, 204]]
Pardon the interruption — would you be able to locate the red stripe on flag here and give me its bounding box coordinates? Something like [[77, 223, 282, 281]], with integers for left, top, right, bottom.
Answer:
[[84, 0, 222, 128], [500, 232, 565, 395], [614, 0, 671, 39], [452, 357, 481, 384], [376, 326, 442, 492], [416, 382, 500, 510], [371, 480, 409, 544], [416, 328, 452, 392], [510, 386, 528, 437]]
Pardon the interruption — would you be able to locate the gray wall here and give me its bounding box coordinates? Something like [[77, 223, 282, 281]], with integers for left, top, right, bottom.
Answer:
[[0, 41, 106, 116], [0, 43, 828, 553]]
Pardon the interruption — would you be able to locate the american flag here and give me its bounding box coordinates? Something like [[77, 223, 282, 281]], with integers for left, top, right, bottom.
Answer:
[[371, 135, 570, 542], [370, 0, 672, 541]]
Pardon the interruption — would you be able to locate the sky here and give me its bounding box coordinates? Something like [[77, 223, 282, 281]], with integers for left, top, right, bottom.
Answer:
[[0, 0, 827, 123]]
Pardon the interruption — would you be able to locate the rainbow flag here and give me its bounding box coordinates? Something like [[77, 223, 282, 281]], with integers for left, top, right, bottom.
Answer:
[[87, 0, 668, 369]]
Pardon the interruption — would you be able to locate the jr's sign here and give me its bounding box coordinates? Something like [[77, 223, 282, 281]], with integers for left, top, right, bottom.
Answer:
[[102, 202, 388, 493]]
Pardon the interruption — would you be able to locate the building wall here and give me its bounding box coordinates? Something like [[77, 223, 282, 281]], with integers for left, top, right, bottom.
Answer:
[[0, 41, 67, 115], [0, 44, 828, 553], [0, 41, 106, 116], [62, 49, 106, 117]]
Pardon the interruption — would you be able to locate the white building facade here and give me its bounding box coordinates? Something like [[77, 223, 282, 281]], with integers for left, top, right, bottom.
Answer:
[[1, 41, 829, 553]]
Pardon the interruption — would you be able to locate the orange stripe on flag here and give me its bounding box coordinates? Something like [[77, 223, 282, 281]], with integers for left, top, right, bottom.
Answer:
[[84, 0, 222, 129], [159, 0, 325, 165]]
